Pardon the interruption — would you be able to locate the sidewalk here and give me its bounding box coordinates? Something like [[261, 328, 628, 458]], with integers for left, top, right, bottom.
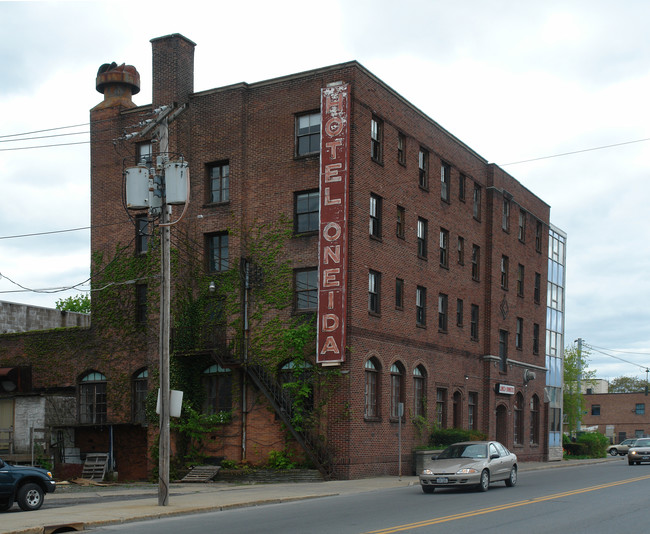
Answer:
[[2, 456, 622, 534]]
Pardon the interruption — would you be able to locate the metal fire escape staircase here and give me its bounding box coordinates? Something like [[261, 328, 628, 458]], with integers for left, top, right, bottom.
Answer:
[[209, 345, 333, 479], [243, 362, 334, 479]]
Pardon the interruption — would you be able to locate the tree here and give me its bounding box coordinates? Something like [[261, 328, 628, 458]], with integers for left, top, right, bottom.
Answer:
[[55, 294, 91, 314], [609, 376, 648, 393], [563, 344, 596, 437]]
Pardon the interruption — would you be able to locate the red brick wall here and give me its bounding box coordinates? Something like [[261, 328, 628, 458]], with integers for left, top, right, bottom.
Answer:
[[582, 392, 650, 441]]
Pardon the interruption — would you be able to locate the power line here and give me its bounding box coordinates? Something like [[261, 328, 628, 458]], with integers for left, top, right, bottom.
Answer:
[[583, 343, 650, 372], [499, 137, 650, 166]]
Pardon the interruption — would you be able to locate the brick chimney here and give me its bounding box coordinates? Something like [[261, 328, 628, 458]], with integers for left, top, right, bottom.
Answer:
[[93, 63, 140, 110], [150, 34, 196, 108]]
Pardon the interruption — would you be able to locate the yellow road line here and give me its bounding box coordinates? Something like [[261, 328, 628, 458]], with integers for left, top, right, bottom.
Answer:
[[364, 474, 650, 534]]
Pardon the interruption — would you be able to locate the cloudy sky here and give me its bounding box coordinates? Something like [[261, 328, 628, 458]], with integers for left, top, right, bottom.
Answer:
[[1, 0, 649, 380]]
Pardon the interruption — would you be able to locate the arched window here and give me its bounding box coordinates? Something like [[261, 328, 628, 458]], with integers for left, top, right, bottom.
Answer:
[[279, 360, 314, 412], [390, 362, 405, 420], [79, 371, 107, 424], [202, 364, 232, 415], [453, 391, 462, 428], [413, 366, 426, 418], [513, 392, 524, 445], [133, 368, 148, 425], [530, 394, 540, 445], [364, 358, 380, 419]]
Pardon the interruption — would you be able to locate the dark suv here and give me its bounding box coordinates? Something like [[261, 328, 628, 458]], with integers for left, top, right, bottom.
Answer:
[[0, 458, 56, 511]]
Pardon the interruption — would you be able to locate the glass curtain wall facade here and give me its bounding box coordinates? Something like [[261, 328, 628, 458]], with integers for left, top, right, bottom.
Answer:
[[546, 225, 566, 460]]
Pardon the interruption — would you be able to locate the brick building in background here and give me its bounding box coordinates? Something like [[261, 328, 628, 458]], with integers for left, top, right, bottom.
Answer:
[[1, 33, 561, 480], [582, 391, 650, 443]]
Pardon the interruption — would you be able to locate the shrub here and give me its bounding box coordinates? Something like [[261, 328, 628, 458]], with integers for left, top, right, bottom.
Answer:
[[429, 428, 487, 448], [577, 432, 609, 458]]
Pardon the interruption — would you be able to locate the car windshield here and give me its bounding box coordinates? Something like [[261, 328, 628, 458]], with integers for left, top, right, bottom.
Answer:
[[634, 439, 650, 447], [438, 444, 488, 459]]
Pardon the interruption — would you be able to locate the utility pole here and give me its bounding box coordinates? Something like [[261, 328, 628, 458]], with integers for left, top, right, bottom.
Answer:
[[575, 338, 583, 434], [124, 104, 187, 507]]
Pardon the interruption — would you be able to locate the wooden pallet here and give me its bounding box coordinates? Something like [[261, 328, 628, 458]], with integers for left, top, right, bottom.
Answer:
[[81, 453, 109, 480], [181, 465, 221, 482]]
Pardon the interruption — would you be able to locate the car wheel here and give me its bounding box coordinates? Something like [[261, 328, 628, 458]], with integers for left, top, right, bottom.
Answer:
[[421, 485, 435, 494], [0, 500, 12, 512], [505, 466, 517, 487], [17, 483, 44, 511], [477, 469, 490, 492], [609, 449, 619, 456]]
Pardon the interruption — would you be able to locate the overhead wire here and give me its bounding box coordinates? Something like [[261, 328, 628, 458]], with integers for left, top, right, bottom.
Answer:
[[583, 342, 650, 372]]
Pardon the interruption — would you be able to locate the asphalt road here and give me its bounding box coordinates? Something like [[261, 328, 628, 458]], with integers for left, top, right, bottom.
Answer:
[[87, 460, 650, 534]]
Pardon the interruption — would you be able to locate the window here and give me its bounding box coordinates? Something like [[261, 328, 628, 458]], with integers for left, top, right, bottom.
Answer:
[[518, 209, 527, 242], [536, 220, 543, 253], [390, 363, 405, 420], [441, 162, 451, 202], [208, 161, 230, 204], [635, 403, 645, 415], [371, 117, 383, 162], [501, 255, 509, 289], [397, 132, 406, 165], [295, 190, 319, 234], [456, 298, 464, 327], [459, 174, 466, 201], [591, 404, 601, 416], [207, 233, 229, 272], [517, 264, 525, 297], [296, 112, 320, 156], [502, 198, 510, 231], [135, 215, 149, 255], [135, 284, 148, 325], [470, 304, 479, 340], [439, 228, 449, 268], [364, 358, 380, 418], [202, 364, 232, 414], [514, 393, 524, 445], [396, 206, 405, 239], [417, 217, 428, 258], [499, 330, 508, 372], [438, 293, 448, 332], [413, 366, 426, 418], [457, 236, 465, 265], [516, 318, 523, 350], [369, 194, 382, 238], [473, 183, 481, 220], [471, 245, 480, 281], [136, 141, 152, 167], [530, 395, 540, 445], [416, 286, 427, 326], [79, 371, 107, 424], [133, 369, 148, 425], [395, 278, 404, 309], [436, 388, 447, 428], [534, 272, 541, 304], [418, 148, 429, 189], [295, 269, 318, 311], [468, 392, 478, 430], [368, 270, 381, 314], [533, 323, 540, 355]]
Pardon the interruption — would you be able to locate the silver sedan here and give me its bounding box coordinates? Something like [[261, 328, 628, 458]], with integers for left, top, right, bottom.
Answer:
[[419, 441, 518, 493]]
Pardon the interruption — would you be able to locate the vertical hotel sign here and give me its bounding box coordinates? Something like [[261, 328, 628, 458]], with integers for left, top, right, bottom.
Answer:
[[317, 82, 350, 365]]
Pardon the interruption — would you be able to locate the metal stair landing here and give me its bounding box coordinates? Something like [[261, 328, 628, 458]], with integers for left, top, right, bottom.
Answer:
[[181, 465, 221, 482]]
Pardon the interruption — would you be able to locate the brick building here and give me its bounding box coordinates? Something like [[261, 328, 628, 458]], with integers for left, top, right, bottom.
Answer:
[[0, 33, 559, 480], [582, 392, 650, 443]]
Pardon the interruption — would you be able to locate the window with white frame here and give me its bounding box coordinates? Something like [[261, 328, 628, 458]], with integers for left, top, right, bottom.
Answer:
[[296, 112, 320, 156]]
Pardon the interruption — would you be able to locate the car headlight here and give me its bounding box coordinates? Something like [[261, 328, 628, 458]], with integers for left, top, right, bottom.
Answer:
[[47, 472, 53, 478], [630, 451, 637, 455], [422, 469, 433, 475], [456, 468, 478, 474]]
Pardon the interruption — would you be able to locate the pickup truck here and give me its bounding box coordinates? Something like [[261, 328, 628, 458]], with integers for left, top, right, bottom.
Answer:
[[0, 457, 56, 511]]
